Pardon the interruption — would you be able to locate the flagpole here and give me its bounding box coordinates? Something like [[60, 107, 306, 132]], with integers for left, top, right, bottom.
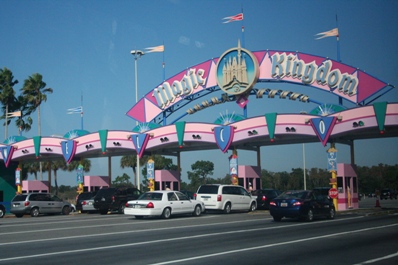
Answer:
[[336, 14, 341, 62], [81, 93, 84, 130], [241, 8, 245, 48], [162, 41, 166, 81]]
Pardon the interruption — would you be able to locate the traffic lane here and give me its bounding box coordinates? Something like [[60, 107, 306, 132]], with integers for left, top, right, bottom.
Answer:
[[0, 212, 265, 242], [1, 214, 396, 264]]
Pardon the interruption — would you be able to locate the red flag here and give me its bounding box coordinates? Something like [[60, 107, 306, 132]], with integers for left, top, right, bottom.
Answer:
[[222, 13, 243, 23]]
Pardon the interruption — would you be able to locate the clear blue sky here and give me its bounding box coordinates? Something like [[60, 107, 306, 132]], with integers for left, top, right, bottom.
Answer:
[[1, 0, 397, 187]]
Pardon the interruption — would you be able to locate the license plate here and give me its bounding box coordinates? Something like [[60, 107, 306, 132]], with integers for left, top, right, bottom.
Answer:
[[281, 202, 288, 207]]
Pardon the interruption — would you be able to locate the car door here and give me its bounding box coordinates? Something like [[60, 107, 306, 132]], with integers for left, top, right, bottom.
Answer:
[[175, 191, 193, 213], [38, 194, 53, 214], [167, 192, 181, 214], [237, 187, 252, 210], [308, 192, 327, 216], [50, 195, 65, 213]]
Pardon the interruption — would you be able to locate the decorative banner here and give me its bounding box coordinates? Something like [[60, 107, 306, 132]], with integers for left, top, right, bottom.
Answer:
[[214, 125, 234, 153], [373, 101, 387, 132], [175, 121, 186, 147], [98, 129, 108, 154], [76, 164, 84, 184], [0, 145, 15, 168], [147, 159, 155, 179], [61, 140, 77, 164], [33, 136, 41, 158], [131, 133, 150, 158], [229, 154, 238, 175], [265, 112, 277, 140], [310, 116, 337, 146], [327, 151, 337, 172], [15, 168, 21, 185]]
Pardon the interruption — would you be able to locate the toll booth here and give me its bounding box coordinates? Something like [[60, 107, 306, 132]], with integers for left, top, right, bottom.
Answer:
[[21, 180, 50, 193], [154, 170, 180, 190], [83, 176, 109, 192], [237, 165, 261, 191], [337, 163, 359, 210]]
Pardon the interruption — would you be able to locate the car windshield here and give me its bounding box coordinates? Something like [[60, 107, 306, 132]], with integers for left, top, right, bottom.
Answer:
[[12, 195, 27, 201], [197, 185, 219, 194], [278, 191, 308, 199], [95, 188, 116, 196], [137, 192, 163, 201]]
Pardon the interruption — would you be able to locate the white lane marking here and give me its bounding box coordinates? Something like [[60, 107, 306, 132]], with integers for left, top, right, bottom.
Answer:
[[150, 223, 398, 265], [353, 251, 398, 264], [0, 216, 377, 263]]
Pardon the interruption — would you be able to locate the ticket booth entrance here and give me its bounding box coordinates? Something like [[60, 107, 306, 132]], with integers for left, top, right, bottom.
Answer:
[[337, 163, 359, 210]]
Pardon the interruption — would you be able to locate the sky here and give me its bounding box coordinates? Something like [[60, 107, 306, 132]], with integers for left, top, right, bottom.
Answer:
[[1, 0, 397, 187]]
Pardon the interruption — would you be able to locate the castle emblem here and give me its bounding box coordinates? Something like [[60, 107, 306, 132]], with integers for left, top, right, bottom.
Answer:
[[216, 40, 259, 96]]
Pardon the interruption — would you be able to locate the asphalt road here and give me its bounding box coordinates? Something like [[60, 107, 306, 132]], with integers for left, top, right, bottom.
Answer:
[[1, 201, 398, 265]]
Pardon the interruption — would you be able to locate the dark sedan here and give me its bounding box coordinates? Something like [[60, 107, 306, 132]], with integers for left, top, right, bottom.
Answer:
[[269, 190, 335, 222], [251, 189, 282, 210]]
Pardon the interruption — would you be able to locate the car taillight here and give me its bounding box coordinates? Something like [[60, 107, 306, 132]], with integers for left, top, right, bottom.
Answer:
[[217, 195, 222, 201], [146, 202, 154, 208], [270, 201, 276, 206], [193, 193, 197, 200], [293, 201, 302, 206], [111, 196, 115, 202], [125, 202, 129, 207], [262, 195, 267, 201], [24, 201, 30, 206], [82, 201, 86, 205]]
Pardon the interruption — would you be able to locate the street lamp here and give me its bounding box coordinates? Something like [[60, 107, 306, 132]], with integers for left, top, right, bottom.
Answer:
[[131, 49, 145, 190]]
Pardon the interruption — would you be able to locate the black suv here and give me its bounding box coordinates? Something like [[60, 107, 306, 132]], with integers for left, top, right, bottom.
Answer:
[[380, 189, 397, 200], [251, 189, 282, 210], [93, 187, 142, 215]]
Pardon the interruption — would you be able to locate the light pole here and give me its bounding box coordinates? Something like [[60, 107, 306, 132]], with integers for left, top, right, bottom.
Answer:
[[131, 49, 145, 190], [303, 143, 306, 190]]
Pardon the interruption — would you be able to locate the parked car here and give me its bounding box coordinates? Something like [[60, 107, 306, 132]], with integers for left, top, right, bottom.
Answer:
[[76, 191, 97, 212], [125, 190, 205, 219], [93, 187, 142, 215], [269, 190, 335, 222], [82, 198, 97, 213], [380, 189, 397, 200], [0, 203, 6, 218], [10, 193, 72, 217], [194, 184, 257, 213], [251, 189, 282, 210]]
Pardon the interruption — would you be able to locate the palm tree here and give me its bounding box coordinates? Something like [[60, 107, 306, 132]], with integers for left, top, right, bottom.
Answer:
[[51, 160, 68, 195], [21, 73, 53, 180], [0, 67, 18, 139], [67, 159, 92, 174], [120, 155, 137, 187], [22, 161, 41, 180], [13, 95, 33, 135], [21, 73, 53, 136]]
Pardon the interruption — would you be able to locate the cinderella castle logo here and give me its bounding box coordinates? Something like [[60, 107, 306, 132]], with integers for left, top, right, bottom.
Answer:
[[216, 40, 259, 96]]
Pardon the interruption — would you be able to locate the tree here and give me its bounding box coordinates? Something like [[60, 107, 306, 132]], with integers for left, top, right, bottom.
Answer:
[[187, 160, 214, 185], [112, 173, 134, 187], [21, 73, 53, 136], [0, 67, 18, 138], [120, 155, 137, 186], [50, 160, 68, 195], [22, 161, 41, 180]]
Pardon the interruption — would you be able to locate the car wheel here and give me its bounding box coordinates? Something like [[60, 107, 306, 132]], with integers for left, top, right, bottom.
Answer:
[[0, 207, 4, 218], [273, 215, 282, 222], [118, 203, 126, 214], [31, 207, 40, 217], [327, 207, 335, 219], [193, 205, 202, 216], [306, 209, 314, 222], [249, 202, 257, 212], [135, 216, 144, 219], [62, 206, 70, 215], [223, 203, 231, 214], [161, 207, 171, 219], [100, 209, 108, 215]]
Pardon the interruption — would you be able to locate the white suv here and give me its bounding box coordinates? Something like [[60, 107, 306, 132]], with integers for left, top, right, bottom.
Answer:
[[195, 184, 257, 213]]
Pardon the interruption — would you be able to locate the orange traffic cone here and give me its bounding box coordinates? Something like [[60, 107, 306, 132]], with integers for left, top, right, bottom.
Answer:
[[375, 197, 381, 207]]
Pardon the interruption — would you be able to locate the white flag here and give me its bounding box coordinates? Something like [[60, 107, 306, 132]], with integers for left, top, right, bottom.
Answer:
[[67, 106, 83, 114], [6, 110, 21, 118], [315, 28, 339, 40], [145, 45, 164, 53]]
